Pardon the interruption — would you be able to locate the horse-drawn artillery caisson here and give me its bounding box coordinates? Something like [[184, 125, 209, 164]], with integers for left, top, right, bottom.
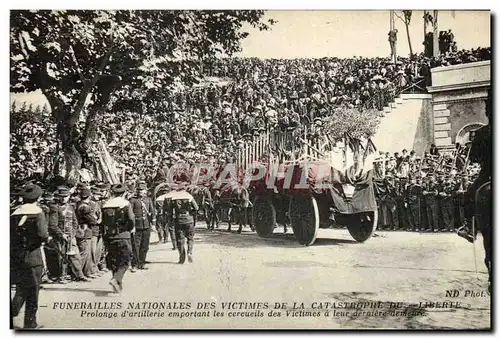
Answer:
[[250, 158, 378, 246]]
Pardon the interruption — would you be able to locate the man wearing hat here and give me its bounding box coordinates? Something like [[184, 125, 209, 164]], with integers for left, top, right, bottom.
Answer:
[[48, 186, 88, 283], [166, 186, 199, 264], [92, 183, 108, 273], [75, 187, 100, 278], [11, 184, 48, 329], [101, 183, 135, 293], [405, 175, 422, 231], [129, 182, 156, 271], [422, 175, 439, 232]]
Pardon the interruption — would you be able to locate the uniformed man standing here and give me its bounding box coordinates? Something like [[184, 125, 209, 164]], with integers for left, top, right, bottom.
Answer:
[[101, 184, 135, 293], [168, 188, 199, 264], [162, 194, 177, 250], [129, 183, 156, 271], [406, 175, 422, 231], [75, 187, 99, 278], [48, 187, 88, 283], [423, 176, 439, 232], [439, 178, 455, 232], [11, 184, 48, 329]]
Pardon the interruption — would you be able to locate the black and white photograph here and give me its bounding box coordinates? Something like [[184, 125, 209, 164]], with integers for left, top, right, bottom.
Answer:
[[9, 9, 492, 330]]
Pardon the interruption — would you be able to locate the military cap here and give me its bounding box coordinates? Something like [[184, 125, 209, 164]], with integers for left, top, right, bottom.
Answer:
[[55, 186, 71, 197], [111, 183, 128, 194], [136, 182, 148, 191], [95, 182, 109, 190], [77, 182, 87, 190], [79, 187, 91, 199], [22, 184, 43, 201]]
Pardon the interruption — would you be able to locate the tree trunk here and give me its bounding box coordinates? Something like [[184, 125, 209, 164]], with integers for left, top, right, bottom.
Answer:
[[405, 20, 413, 57]]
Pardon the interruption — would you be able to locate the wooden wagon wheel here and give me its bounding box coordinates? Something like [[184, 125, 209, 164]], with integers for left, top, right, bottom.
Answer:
[[289, 193, 319, 246], [345, 210, 378, 243], [252, 195, 276, 238]]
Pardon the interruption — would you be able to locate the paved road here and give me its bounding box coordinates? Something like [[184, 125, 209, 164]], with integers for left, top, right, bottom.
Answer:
[[12, 224, 491, 329]]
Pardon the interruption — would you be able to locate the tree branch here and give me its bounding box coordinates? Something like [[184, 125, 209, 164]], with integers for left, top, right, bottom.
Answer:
[[394, 11, 406, 24], [68, 43, 114, 126], [68, 44, 87, 82]]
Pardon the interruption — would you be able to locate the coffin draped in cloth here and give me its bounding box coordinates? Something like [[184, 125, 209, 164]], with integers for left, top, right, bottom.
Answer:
[[285, 162, 377, 214]]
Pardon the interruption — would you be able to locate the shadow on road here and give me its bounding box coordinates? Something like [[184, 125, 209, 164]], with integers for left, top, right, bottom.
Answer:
[[313, 238, 358, 246], [42, 287, 115, 297], [352, 264, 488, 274], [194, 228, 357, 249], [146, 261, 179, 265], [264, 260, 331, 268]]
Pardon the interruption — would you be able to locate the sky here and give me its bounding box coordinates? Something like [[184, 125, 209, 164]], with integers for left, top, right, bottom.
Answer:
[[236, 10, 491, 59]]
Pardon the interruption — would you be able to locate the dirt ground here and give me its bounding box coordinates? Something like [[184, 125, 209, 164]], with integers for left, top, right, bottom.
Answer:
[[12, 223, 491, 330]]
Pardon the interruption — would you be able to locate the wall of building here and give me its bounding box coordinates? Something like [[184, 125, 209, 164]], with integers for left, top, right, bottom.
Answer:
[[428, 60, 490, 153], [411, 97, 434, 155]]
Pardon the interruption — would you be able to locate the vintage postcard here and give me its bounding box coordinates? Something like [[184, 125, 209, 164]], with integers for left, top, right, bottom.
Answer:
[[9, 9, 491, 330]]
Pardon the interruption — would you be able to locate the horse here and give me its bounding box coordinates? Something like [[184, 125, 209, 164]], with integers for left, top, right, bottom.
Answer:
[[475, 181, 491, 293], [212, 182, 254, 234]]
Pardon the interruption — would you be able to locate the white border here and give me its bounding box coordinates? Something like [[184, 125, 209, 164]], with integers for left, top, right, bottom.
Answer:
[[2, 1, 498, 338]]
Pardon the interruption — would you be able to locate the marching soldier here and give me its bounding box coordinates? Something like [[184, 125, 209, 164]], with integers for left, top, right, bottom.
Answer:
[[11, 184, 48, 329], [129, 182, 156, 271], [101, 184, 135, 293], [162, 194, 178, 251], [155, 186, 169, 244], [167, 186, 199, 264]]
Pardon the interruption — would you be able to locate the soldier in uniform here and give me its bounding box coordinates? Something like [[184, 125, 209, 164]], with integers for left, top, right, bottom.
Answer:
[[405, 175, 422, 231], [423, 175, 439, 232], [155, 186, 169, 244], [439, 177, 455, 232], [94, 183, 110, 272], [167, 186, 199, 264], [382, 175, 399, 230], [91, 183, 107, 273], [129, 182, 156, 271], [48, 187, 88, 283], [101, 184, 135, 293], [75, 187, 100, 278], [11, 184, 49, 329]]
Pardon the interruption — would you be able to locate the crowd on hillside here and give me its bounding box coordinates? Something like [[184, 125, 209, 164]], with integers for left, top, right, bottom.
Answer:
[[10, 47, 491, 185]]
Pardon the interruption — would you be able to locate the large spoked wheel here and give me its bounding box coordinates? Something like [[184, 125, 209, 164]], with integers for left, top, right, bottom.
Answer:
[[345, 210, 378, 243], [289, 193, 319, 246], [252, 195, 276, 238]]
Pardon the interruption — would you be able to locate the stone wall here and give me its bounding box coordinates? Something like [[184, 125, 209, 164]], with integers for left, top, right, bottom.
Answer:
[[428, 61, 490, 153]]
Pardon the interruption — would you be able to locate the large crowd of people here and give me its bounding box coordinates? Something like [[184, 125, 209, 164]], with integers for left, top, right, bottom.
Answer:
[[372, 144, 481, 232], [10, 47, 491, 187]]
